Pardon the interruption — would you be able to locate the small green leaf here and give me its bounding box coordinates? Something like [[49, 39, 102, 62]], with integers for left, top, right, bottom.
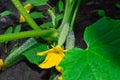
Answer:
[[56, 14, 63, 22], [25, 0, 48, 6], [4, 38, 39, 67], [98, 9, 106, 17], [58, 0, 64, 12], [4, 26, 13, 45], [14, 25, 21, 33], [40, 22, 53, 28], [116, 3, 120, 9], [23, 42, 48, 65], [4, 26, 13, 34], [30, 12, 43, 19], [0, 10, 12, 17], [60, 17, 120, 80], [55, 13, 63, 27]]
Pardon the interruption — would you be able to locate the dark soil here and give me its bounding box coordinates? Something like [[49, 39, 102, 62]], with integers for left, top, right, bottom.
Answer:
[[0, 0, 120, 80]]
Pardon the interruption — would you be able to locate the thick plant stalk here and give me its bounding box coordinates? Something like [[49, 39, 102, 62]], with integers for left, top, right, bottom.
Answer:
[[0, 30, 58, 43], [11, 0, 40, 30]]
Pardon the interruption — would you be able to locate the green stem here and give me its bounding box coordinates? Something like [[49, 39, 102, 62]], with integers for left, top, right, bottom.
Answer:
[[57, 0, 82, 46], [58, 0, 76, 30], [0, 30, 58, 43], [11, 0, 40, 30], [70, 0, 82, 31]]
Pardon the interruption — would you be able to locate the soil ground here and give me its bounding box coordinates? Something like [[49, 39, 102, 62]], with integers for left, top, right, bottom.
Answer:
[[0, 0, 120, 80]]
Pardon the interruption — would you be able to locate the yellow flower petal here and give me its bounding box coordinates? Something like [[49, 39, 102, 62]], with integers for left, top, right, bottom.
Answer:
[[0, 59, 4, 70], [19, 4, 32, 23], [39, 52, 62, 68], [38, 46, 65, 71]]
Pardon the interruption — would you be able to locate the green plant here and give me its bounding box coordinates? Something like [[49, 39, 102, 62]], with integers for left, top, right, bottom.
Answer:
[[0, 0, 120, 80], [0, 10, 12, 18]]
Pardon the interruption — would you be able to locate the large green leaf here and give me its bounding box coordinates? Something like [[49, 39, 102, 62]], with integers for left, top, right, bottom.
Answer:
[[23, 42, 48, 65], [59, 17, 120, 80]]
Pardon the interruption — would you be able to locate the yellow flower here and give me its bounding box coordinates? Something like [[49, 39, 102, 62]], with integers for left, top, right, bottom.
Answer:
[[19, 4, 32, 23], [37, 46, 66, 72], [0, 59, 3, 70]]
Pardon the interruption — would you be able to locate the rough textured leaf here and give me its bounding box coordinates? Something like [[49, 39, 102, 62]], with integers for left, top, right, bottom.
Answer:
[[60, 17, 120, 80], [25, 0, 48, 6], [23, 42, 48, 65]]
